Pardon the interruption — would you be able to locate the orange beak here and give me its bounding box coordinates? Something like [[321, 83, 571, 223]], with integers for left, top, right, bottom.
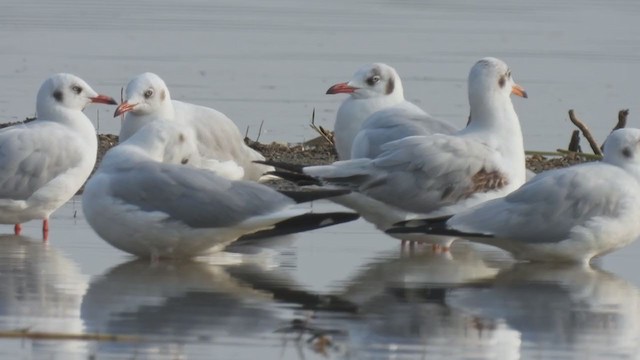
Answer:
[[90, 94, 118, 105], [113, 101, 137, 118], [326, 82, 359, 94], [511, 83, 528, 98]]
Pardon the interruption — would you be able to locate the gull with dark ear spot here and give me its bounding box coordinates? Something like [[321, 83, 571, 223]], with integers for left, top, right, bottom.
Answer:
[[82, 120, 360, 259], [115, 72, 272, 181], [328, 63, 456, 160], [268, 57, 527, 250], [388, 128, 640, 263], [0, 73, 117, 240]]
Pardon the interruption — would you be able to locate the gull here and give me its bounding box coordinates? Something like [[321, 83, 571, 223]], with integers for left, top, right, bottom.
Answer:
[[388, 128, 640, 263], [0, 73, 116, 239], [268, 57, 527, 248], [328, 63, 455, 159], [82, 120, 359, 259], [115, 72, 272, 181]]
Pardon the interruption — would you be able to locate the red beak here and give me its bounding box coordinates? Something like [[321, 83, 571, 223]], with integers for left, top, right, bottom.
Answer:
[[326, 82, 358, 94], [113, 101, 137, 118], [90, 94, 118, 105]]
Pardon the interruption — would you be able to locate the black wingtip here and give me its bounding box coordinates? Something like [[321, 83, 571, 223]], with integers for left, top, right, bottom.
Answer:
[[237, 212, 360, 242], [279, 189, 350, 203], [254, 160, 307, 174], [387, 217, 493, 238], [267, 170, 322, 186]]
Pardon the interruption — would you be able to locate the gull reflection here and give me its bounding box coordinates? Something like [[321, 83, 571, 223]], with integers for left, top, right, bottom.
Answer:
[[81, 257, 356, 359], [0, 235, 88, 359], [332, 243, 520, 359], [448, 262, 640, 359]]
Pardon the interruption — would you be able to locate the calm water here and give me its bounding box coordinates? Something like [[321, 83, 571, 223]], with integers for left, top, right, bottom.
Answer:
[[1, 0, 640, 359]]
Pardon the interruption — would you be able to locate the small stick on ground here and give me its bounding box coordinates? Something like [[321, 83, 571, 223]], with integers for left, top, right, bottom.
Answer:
[[256, 120, 264, 142], [567, 130, 581, 152], [568, 109, 602, 156], [614, 109, 629, 131], [309, 108, 334, 145]]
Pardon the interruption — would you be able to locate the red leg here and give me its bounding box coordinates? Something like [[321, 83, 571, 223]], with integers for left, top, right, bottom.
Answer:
[[43, 219, 49, 242], [14, 224, 22, 235]]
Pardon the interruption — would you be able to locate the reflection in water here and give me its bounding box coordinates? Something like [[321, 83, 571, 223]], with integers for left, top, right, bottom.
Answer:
[[333, 244, 520, 359], [448, 263, 640, 359], [82, 260, 283, 357], [0, 235, 88, 359], [81, 259, 356, 359]]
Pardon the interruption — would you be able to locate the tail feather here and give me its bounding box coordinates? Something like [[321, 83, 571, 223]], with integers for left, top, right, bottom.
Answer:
[[237, 212, 360, 241], [387, 216, 493, 238], [278, 189, 350, 203]]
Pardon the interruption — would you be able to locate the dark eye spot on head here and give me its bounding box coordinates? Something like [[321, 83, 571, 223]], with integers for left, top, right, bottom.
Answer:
[[385, 76, 395, 95], [498, 75, 506, 88], [622, 147, 633, 158], [160, 89, 166, 101], [53, 90, 63, 102], [181, 158, 189, 164]]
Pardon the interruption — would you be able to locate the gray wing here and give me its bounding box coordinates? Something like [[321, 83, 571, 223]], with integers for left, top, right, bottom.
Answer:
[[351, 107, 458, 159], [0, 122, 84, 200], [110, 161, 291, 228], [306, 134, 503, 214], [449, 163, 633, 243]]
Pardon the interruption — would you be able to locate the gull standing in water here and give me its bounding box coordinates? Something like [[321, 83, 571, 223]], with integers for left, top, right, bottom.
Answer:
[[0, 74, 116, 239], [266, 57, 527, 249], [389, 128, 640, 263], [82, 120, 359, 259], [115, 73, 272, 181]]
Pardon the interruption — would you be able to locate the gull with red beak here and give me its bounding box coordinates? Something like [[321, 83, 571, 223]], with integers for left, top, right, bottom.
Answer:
[[266, 57, 528, 250], [115, 73, 272, 181], [0, 73, 117, 240], [327, 63, 443, 160]]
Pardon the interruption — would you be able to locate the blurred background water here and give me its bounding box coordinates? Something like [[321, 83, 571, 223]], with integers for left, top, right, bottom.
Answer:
[[0, 0, 640, 358]]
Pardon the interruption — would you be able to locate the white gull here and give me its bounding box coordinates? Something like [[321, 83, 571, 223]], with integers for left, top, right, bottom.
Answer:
[[0, 73, 116, 239], [116, 72, 271, 181]]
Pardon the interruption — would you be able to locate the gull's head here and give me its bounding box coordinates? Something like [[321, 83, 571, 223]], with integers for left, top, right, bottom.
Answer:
[[114, 72, 172, 118], [603, 128, 640, 169], [326, 63, 403, 100], [36, 73, 117, 116], [468, 57, 527, 103]]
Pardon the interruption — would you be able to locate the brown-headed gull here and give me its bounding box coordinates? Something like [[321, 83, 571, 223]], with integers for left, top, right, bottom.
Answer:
[[328, 63, 456, 159], [0, 74, 116, 239], [267, 57, 527, 249], [115, 72, 272, 181], [389, 128, 640, 263], [82, 120, 359, 259]]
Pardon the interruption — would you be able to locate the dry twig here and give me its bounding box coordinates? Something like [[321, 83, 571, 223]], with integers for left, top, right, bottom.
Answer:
[[308, 108, 334, 145], [568, 109, 602, 156], [567, 130, 581, 152]]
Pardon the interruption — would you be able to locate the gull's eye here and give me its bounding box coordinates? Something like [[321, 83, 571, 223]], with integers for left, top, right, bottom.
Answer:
[[144, 89, 154, 99], [71, 85, 82, 94], [366, 75, 381, 86], [506, 70, 512, 78]]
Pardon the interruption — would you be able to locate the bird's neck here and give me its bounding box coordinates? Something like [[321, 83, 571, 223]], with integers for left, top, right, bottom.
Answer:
[[463, 93, 526, 185], [37, 105, 97, 136]]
